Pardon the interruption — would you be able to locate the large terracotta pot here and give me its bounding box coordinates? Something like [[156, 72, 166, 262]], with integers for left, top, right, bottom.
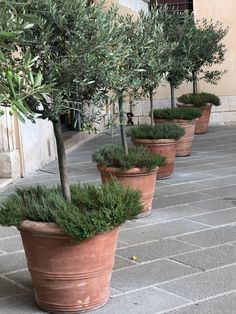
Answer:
[[132, 139, 176, 179], [177, 104, 212, 134], [97, 165, 158, 218], [155, 119, 197, 157], [18, 220, 119, 313]]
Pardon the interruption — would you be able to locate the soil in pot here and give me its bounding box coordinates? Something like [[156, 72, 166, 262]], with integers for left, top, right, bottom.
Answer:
[[18, 220, 119, 314], [132, 139, 177, 179], [97, 166, 158, 218]]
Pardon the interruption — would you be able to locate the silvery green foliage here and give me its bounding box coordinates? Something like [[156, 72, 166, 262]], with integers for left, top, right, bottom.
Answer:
[[157, 10, 195, 89], [133, 9, 175, 95], [186, 18, 228, 84], [0, 1, 50, 121], [5, 0, 125, 126]]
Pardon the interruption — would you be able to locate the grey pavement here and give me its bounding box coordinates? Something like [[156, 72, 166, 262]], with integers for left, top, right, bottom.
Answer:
[[0, 125, 236, 313]]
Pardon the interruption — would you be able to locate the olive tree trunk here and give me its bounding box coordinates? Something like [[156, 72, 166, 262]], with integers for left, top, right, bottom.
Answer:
[[192, 71, 198, 94], [53, 119, 71, 203], [118, 95, 128, 155], [149, 88, 154, 125], [170, 83, 175, 108]]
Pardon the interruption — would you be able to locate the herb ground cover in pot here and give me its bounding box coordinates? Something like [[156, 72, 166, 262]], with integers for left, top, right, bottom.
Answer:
[[177, 93, 221, 134], [0, 182, 142, 313], [153, 107, 202, 156], [92, 145, 165, 217], [127, 124, 185, 179]]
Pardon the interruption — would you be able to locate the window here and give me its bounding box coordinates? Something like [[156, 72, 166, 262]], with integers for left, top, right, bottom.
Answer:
[[156, 0, 193, 13], [119, 0, 149, 12]]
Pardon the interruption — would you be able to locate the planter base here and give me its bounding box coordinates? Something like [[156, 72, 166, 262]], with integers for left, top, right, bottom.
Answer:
[[36, 295, 109, 314], [18, 221, 119, 314], [156, 163, 174, 180]]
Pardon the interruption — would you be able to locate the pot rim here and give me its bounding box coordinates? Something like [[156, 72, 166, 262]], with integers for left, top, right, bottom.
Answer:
[[177, 103, 213, 108], [97, 164, 159, 175], [154, 118, 198, 124], [132, 138, 177, 144], [17, 220, 118, 239]]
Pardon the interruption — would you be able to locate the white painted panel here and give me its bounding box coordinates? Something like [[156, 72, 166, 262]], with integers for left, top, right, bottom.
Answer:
[[119, 0, 149, 12]]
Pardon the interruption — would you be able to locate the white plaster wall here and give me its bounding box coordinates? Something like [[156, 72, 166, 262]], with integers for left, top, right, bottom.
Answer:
[[119, 0, 149, 12], [20, 118, 56, 176]]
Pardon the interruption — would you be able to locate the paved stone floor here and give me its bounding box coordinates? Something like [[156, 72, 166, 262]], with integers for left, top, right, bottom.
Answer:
[[0, 125, 236, 313]]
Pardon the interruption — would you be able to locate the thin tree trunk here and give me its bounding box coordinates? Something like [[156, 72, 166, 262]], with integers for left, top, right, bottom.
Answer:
[[53, 119, 71, 203], [149, 89, 154, 126], [118, 94, 128, 155], [170, 83, 175, 108], [192, 71, 198, 94]]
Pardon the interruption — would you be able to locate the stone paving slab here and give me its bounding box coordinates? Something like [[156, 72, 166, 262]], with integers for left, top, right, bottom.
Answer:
[[0, 276, 25, 298], [0, 236, 23, 253], [116, 239, 199, 263], [166, 292, 236, 314], [111, 259, 199, 292], [0, 252, 26, 274], [6, 270, 32, 290], [118, 219, 210, 245], [0, 125, 236, 313], [187, 207, 236, 226], [93, 287, 191, 314], [0, 294, 46, 314], [152, 191, 214, 209], [157, 264, 236, 301], [142, 204, 211, 224], [156, 182, 208, 196], [169, 244, 236, 271], [175, 225, 236, 248], [184, 197, 236, 212]]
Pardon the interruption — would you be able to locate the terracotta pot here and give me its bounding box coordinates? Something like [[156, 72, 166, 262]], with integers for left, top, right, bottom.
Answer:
[[132, 138, 176, 179], [97, 166, 158, 218], [177, 104, 212, 134], [17, 220, 119, 313], [155, 119, 197, 156]]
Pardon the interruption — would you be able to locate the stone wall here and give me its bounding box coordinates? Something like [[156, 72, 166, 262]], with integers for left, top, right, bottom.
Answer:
[[125, 95, 236, 126]]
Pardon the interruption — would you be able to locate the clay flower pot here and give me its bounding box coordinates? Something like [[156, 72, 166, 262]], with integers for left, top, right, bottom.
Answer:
[[177, 104, 212, 134], [194, 105, 212, 134], [132, 139, 177, 179], [97, 165, 158, 218], [155, 118, 197, 157], [18, 220, 119, 314]]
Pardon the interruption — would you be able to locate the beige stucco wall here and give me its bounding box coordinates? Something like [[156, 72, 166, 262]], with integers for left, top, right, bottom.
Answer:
[[110, 0, 236, 124]]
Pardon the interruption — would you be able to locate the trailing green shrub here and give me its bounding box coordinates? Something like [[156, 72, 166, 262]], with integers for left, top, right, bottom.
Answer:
[[177, 93, 221, 107], [153, 107, 202, 121], [0, 181, 143, 242], [92, 144, 165, 170], [126, 124, 185, 140]]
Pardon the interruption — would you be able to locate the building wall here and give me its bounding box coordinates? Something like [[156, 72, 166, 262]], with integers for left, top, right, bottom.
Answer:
[[0, 109, 20, 178], [20, 119, 56, 176], [194, 0, 236, 124], [123, 0, 236, 125]]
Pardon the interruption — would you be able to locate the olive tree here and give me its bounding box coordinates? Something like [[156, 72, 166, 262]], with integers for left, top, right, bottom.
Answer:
[[105, 14, 144, 154], [0, 2, 49, 119], [187, 19, 228, 94], [1, 0, 123, 202], [134, 9, 174, 123], [156, 9, 195, 108]]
